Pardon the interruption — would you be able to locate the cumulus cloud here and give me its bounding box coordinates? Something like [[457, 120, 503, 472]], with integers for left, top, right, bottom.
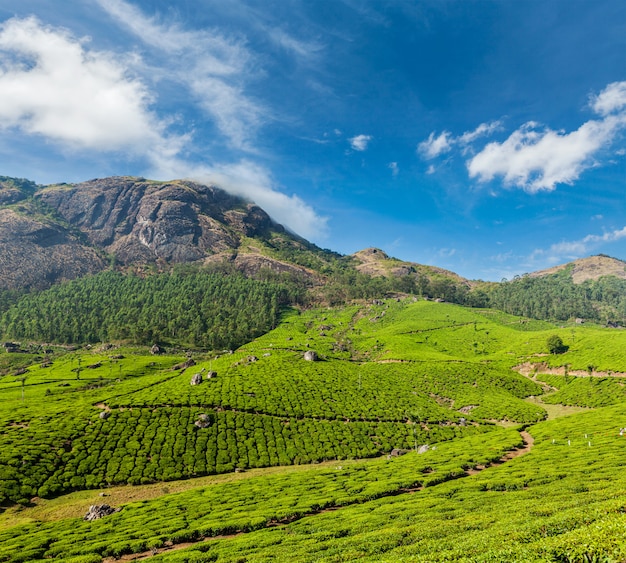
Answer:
[[467, 82, 626, 192], [349, 134, 373, 151], [96, 0, 264, 150], [467, 117, 625, 192], [0, 16, 176, 152]]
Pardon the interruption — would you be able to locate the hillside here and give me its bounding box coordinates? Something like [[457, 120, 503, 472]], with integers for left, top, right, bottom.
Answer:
[[0, 299, 625, 562], [529, 255, 626, 283], [3, 175, 626, 326], [0, 176, 326, 290], [352, 247, 470, 285]]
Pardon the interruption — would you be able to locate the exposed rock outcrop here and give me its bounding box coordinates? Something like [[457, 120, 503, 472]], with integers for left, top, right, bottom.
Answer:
[[84, 504, 121, 521], [0, 209, 106, 290], [36, 177, 280, 265]]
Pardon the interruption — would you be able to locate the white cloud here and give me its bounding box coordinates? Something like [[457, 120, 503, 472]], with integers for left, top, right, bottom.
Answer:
[[266, 27, 322, 62], [389, 161, 399, 176], [149, 157, 328, 240], [349, 134, 373, 151], [467, 115, 625, 192], [418, 122, 500, 161], [96, 0, 265, 150], [458, 121, 501, 145], [0, 16, 175, 152], [417, 131, 451, 159], [591, 81, 626, 116], [467, 81, 626, 192], [532, 226, 626, 261]]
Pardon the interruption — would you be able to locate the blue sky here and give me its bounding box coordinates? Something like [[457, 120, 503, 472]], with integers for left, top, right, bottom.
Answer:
[[0, 0, 624, 280]]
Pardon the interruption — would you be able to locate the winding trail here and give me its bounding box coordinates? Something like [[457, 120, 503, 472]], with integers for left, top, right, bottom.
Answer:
[[103, 429, 535, 563]]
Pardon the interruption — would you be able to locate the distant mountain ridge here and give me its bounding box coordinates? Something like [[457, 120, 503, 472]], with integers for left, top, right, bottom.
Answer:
[[528, 255, 626, 284]]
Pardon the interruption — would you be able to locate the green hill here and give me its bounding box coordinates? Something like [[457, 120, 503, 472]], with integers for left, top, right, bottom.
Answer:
[[0, 298, 625, 561]]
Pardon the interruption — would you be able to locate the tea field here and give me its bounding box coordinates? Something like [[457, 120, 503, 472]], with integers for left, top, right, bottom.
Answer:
[[0, 298, 625, 561]]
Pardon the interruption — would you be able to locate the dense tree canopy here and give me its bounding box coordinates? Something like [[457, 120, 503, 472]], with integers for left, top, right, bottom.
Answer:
[[485, 273, 626, 325], [0, 268, 301, 349]]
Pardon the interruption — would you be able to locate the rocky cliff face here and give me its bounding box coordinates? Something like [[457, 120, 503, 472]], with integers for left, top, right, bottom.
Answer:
[[0, 208, 106, 290], [0, 176, 295, 290], [37, 177, 280, 265]]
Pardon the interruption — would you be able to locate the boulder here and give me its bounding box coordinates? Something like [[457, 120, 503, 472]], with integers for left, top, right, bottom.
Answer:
[[99, 411, 111, 420], [194, 413, 212, 428], [389, 448, 409, 458], [417, 444, 430, 454], [190, 373, 203, 385], [172, 358, 196, 371], [150, 344, 165, 355], [206, 371, 217, 380], [303, 350, 318, 362], [83, 504, 121, 521]]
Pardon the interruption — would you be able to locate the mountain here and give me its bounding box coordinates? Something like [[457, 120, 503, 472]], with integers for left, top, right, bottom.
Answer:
[[0, 175, 472, 297], [528, 254, 626, 283], [352, 247, 470, 284], [2, 174, 626, 326], [0, 176, 327, 290]]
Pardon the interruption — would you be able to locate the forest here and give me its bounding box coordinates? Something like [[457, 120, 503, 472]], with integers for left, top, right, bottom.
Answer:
[[486, 269, 626, 324], [0, 268, 302, 350]]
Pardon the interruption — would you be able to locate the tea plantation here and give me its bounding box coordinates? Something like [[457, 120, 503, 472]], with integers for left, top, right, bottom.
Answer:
[[0, 299, 625, 561]]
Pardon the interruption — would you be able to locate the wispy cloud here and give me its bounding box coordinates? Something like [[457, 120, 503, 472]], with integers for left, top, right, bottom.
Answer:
[[389, 161, 399, 176], [265, 27, 322, 62], [531, 226, 626, 263], [349, 134, 373, 151], [150, 157, 328, 240], [418, 121, 500, 159], [96, 0, 265, 150], [466, 82, 626, 192], [458, 121, 502, 146]]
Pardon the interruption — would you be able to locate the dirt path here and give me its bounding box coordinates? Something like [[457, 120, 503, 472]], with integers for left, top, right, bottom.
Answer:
[[103, 429, 535, 562], [514, 362, 626, 379]]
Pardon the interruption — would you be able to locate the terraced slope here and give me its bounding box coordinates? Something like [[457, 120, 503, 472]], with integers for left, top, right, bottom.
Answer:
[[1, 299, 625, 562]]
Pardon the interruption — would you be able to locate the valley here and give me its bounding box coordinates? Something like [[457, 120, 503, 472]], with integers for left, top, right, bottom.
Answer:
[[1, 176, 626, 562]]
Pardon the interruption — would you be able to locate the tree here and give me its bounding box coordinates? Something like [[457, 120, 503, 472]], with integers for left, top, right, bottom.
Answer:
[[547, 334, 566, 354]]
